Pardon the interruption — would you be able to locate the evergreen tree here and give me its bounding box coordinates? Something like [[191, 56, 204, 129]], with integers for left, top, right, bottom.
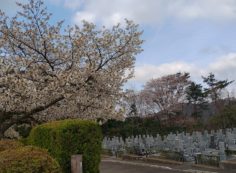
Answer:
[[185, 82, 207, 118], [203, 73, 233, 103], [202, 73, 233, 113]]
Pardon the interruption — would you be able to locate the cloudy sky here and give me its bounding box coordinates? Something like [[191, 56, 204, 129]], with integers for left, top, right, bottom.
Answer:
[[1, 0, 236, 90]]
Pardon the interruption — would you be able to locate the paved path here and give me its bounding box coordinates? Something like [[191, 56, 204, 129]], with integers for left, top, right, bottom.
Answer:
[[100, 160, 183, 173], [100, 159, 235, 173]]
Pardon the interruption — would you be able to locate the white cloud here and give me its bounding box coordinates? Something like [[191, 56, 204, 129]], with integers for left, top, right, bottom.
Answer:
[[170, 0, 236, 21], [64, 0, 84, 9], [3, 0, 236, 25], [73, 11, 95, 24], [133, 62, 203, 83], [132, 53, 236, 85], [209, 53, 236, 81], [68, 0, 236, 26]]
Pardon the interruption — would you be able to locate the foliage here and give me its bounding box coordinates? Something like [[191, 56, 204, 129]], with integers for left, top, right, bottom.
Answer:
[[160, 150, 184, 162], [139, 72, 190, 120], [0, 139, 23, 152], [225, 149, 236, 156], [185, 82, 208, 118], [195, 154, 219, 167], [203, 73, 233, 105], [122, 73, 234, 124], [208, 103, 236, 129], [27, 119, 102, 173], [0, 0, 143, 138], [102, 117, 185, 138], [122, 89, 140, 117], [0, 146, 61, 173]]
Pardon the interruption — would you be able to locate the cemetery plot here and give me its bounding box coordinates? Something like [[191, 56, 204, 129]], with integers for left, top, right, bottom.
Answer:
[[102, 128, 236, 167]]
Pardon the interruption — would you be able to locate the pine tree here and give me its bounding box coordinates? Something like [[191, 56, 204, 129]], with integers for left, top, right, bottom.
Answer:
[[185, 82, 207, 118], [202, 73, 233, 113]]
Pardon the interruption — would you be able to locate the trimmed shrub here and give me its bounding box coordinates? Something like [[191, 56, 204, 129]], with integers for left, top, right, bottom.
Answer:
[[27, 119, 102, 173], [0, 139, 23, 152], [0, 146, 61, 173]]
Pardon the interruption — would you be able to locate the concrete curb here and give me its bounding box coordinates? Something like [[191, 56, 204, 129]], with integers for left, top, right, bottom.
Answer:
[[183, 169, 218, 173], [219, 159, 236, 170], [122, 154, 183, 165], [192, 164, 220, 170], [102, 159, 175, 171]]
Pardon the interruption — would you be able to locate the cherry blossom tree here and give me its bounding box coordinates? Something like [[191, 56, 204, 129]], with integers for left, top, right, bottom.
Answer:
[[0, 0, 143, 137], [141, 72, 190, 120]]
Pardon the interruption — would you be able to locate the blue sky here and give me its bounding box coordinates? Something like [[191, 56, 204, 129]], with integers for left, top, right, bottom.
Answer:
[[1, 0, 236, 92]]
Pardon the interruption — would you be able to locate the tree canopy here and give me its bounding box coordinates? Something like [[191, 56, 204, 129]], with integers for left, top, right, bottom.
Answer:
[[0, 0, 143, 137], [185, 82, 207, 118], [203, 73, 233, 103], [141, 72, 190, 118]]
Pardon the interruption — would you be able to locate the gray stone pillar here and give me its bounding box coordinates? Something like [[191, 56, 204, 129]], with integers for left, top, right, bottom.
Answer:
[[71, 155, 83, 173], [219, 142, 226, 161]]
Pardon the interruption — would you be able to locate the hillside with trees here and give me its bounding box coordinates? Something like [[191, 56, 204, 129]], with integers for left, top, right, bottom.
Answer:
[[107, 72, 236, 137]]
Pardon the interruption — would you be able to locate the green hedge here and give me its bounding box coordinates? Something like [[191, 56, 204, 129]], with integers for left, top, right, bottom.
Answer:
[[0, 146, 61, 173], [27, 119, 102, 173], [102, 117, 186, 138]]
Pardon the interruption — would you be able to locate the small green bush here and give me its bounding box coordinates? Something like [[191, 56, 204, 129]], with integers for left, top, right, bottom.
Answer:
[[225, 149, 236, 156], [0, 146, 61, 173], [196, 154, 219, 167], [28, 119, 102, 173], [0, 139, 23, 152], [208, 104, 236, 129], [160, 150, 184, 162]]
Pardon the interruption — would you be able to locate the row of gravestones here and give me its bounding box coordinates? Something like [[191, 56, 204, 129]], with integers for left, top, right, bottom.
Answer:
[[102, 128, 236, 162]]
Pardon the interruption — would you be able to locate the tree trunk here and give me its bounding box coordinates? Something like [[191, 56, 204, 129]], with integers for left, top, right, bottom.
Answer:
[[0, 113, 38, 139], [0, 96, 64, 138]]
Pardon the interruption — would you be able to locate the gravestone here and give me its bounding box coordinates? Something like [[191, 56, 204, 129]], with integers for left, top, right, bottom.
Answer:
[[219, 141, 226, 161], [209, 135, 216, 148]]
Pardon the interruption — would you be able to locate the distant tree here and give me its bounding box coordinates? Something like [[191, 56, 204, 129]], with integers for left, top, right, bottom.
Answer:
[[0, 0, 143, 137], [202, 73, 233, 112], [101, 116, 185, 138], [123, 89, 138, 117], [209, 103, 236, 129], [185, 82, 208, 118], [141, 72, 191, 120], [203, 73, 233, 102]]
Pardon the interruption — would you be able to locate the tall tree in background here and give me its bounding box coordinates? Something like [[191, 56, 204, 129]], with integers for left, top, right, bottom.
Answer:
[[203, 73, 233, 113], [185, 82, 207, 118], [123, 89, 154, 118], [141, 72, 191, 120], [0, 0, 143, 137], [123, 89, 138, 117], [203, 73, 233, 102]]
